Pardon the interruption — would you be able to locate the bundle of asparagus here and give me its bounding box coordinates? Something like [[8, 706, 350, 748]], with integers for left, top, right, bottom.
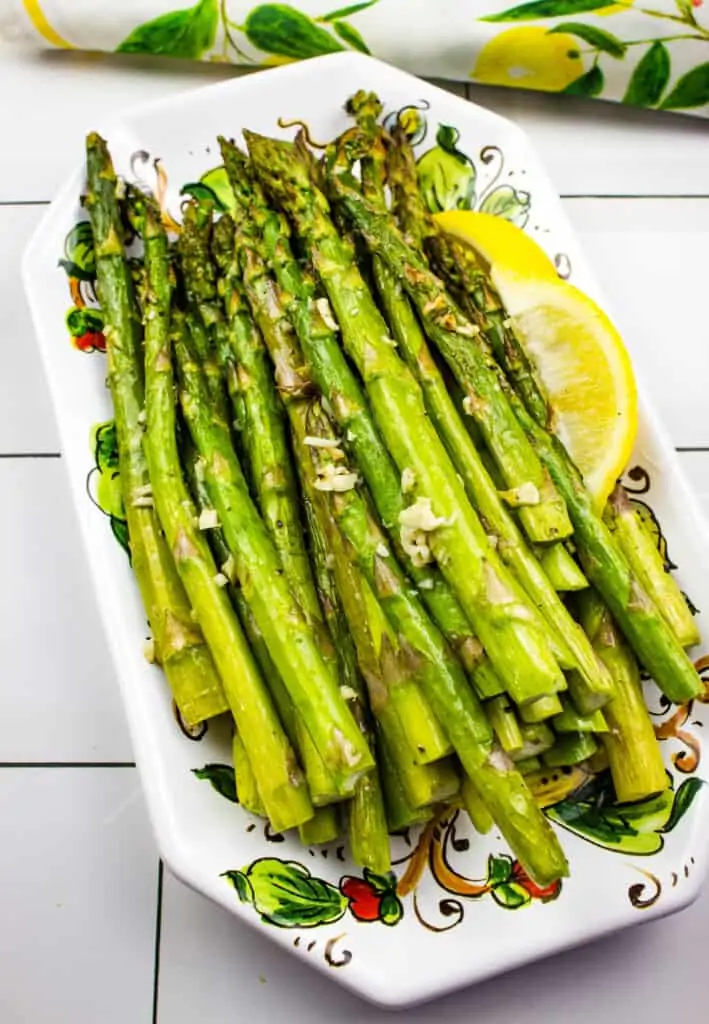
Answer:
[[83, 95, 701, 888]]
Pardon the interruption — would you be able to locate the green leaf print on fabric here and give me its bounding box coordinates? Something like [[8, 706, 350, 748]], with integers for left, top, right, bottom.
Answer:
[[482, 0, 612, 23], [116, 0, 218, 58], [243, 4, 345, 58], [332, 20, 371, 53], [319, 1, 379, 20], [548, 23, 627, 59], [661, 62, 709, 110], [563, 65, 605, 96], [623, 42, 671, 107]]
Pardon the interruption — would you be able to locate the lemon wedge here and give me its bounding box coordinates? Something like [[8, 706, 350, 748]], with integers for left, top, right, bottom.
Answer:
[[434, 212, 638, 509], [435, 210, 558, 282]]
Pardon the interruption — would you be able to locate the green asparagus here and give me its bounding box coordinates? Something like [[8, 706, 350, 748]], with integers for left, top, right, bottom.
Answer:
[[246, 129, 567, 710], [130, 191, 313, 832], [605, 484, 700, 648], [577, 589, 668, 802], [84, 133, 228, 727], [344, 100, 612, 713], [173, 327, 374, 793], [239, 230, 568, 884], [218, 136, 490, 684]]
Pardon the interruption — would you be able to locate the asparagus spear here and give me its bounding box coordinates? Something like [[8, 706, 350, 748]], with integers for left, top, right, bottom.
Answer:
[[218, 137, 491, 685], [605, 485, 700, 648], [84, 133, 228, 727], [246, 130, 566, 710], [233, 731, 266, 817], [344, 102, 612, 713], [377, 730, 434, 832], [173, 325, 374, 792], [303, 483, 390, 872], [534, 544, 589, 593], [511, 722, 555, 761], [507, 390, 703, 705], [124, 191, 313, 832], [485, 695, 524, 756], [460, 777, 494, 835], [177, 202, 233, 419], [553, 697, 608, 734], [388, 123, 549, 425], [239, 243, 567, 887], [577, 589, 668, 802], [543, 734, 598, 768], [181, 431, 341, 823], [518, 693, 564, 724]]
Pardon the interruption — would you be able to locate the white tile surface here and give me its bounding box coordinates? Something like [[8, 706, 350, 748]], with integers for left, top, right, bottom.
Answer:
[[467, 82, 709, 198], [0, 458, 131, 762], [564, 198, 709, 448], [0, 205, 60, 453], [156, 868, 709, 1022], [0, 768, 156, 1024]]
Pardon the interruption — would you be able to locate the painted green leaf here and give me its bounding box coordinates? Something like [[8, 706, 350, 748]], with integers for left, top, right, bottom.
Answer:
[[481, 0, 612, 23], [623, 42, 671, 108], [320, 1, 378, 20], [491, 882, 531, 910], [562, 65, 605, 97], [479, 185, 531, 228], [661, 63, 709, 111], [59, 221, 96, 280], [180, 182, 220, 206], [661, 777, 705, 834], [66, 306, 104, 339], [332, 20, 370, 53], [224, 858, 348, 927], [487, 853, 514, 886], [193, 763, 238, 803], [417, 124, 476, 213], [548, 23, 626, 59], [116, 0, 218, 58], [379, 893, 404, 926], [182, 167, 236, 213], [111, 517, 131, 556], [244, 4, 344, 58], [94, 421, 120, 474], [545, 769, 686, 855]]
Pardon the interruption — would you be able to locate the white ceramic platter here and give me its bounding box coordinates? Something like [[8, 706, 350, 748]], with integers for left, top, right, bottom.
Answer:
[[22, 52, 709, 1008]]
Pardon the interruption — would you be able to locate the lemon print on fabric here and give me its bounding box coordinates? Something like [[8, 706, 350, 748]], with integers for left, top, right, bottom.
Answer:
[[473, 27, 585, 92]]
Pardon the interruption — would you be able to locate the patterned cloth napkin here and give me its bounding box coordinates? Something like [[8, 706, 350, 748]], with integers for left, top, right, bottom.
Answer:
[[2, 0, 709, 115]]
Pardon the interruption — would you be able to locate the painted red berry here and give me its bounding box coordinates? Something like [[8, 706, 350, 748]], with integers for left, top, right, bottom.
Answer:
[[510, 861, 561, 902], [340, 876, 382, 922], [73, 331, 106, 353]]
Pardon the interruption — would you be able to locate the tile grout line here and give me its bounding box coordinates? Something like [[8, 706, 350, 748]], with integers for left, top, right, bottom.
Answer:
[[0, 200, 51, 207], [0, 761, 136, 768], [152, 860, 164, 1024], [0, 452, 61, 459]]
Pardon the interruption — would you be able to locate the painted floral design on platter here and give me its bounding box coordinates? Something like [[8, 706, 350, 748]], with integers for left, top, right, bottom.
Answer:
[[58, 221, 106, 352], [62, 106, 706, 950]]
